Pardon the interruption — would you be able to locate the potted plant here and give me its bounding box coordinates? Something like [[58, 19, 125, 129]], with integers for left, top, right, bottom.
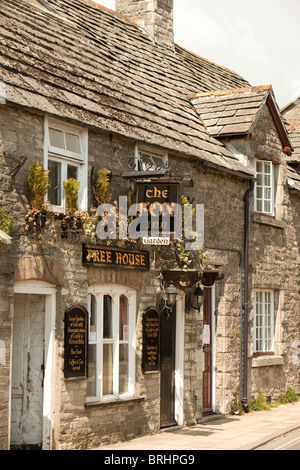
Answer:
[[25, 161, 50, 234], [61, 178, 82, 238], [63, 178, 80, 215], [92, 167, 112, 206]]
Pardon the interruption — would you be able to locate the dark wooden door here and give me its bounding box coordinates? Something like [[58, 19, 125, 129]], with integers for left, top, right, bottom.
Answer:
[[203, 288, 213, 413], [160, 306, 176, 428]]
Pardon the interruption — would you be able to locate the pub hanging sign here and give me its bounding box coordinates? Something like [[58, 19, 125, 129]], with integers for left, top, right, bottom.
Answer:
[[136, 181, 181, 235], [64, 305, 88, 380]]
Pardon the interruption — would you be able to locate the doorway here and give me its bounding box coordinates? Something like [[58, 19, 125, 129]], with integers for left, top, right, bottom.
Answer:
[[160, 306, 176, 428], [11, 281, 56, 450], [203, 287, 214, 413], [11, 294, 45, 449]]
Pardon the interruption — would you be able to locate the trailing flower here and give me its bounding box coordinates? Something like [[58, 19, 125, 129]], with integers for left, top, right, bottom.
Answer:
[[77, 209, 97, 244]]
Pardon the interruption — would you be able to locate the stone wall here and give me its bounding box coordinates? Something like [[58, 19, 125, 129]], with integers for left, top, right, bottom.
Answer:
[[223, 105, 300, 403], [0, 241, 13, 450], [0, 101, 299, 449]]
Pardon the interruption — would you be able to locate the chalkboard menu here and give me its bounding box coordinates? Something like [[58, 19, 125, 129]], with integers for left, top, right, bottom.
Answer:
[[142, 307, 160, 373], [64, 305, 88, 380]]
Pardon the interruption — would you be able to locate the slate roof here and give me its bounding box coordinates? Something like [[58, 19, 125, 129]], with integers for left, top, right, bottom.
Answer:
[[286, 125, 300, 163], [281, 97, 300, 125], [287, 166, 300, 192], [0, 0, 255, 178], [189, 86, 271, 137], [189, 85, 292, 155]]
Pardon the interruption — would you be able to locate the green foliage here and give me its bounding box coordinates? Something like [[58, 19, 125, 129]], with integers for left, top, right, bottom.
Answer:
[[93, 168, 111, 206], [77, 209, 97, 243], [231, 389, 244, 415], [0, 206, 13, 235], [63, 178, 80, 214], [26, 161, 50, 210], [248, 387, 299, 414], [250, 388, 270, 411], [279, 387, 299, 404]]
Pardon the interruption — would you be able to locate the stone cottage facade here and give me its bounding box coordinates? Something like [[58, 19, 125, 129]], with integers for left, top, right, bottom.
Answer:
[[0, 0, 299, 450]]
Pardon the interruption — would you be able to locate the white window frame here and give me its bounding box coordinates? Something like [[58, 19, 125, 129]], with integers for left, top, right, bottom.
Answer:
[[44, 117, 88, 213], [254, 160, 275, 216], [86, 284, 136, 403], [134, 144, 168, 172], [253, 290, 275, 354]]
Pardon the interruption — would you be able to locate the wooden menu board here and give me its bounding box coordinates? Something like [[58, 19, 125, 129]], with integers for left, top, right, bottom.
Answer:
[[142, 307, 160, 373], [64, 305, 88, 380]]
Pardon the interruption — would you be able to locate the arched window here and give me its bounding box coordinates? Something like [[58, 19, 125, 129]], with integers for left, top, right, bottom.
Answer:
[[87, 286, 136, 402]]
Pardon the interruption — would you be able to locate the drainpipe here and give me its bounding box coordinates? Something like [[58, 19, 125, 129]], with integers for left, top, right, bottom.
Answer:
[[242, 180, 255, 410]]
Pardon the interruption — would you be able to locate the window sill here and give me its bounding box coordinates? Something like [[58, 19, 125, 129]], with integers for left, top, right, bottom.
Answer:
[[252, 213, 285, 229], [252, 355, 284, 368], [85, 397, 145, 409]]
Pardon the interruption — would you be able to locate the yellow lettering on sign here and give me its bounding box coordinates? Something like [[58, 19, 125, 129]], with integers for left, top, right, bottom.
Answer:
[[115, 252, 122, 264], [145, 186, 169, 199]]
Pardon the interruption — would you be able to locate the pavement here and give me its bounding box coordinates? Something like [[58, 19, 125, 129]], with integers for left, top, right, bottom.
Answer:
[[95, 401, 300, 451]]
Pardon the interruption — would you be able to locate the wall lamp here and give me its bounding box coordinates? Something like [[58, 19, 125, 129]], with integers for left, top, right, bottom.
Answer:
[[157, 279, 178, 313], [165, 282, 178, 311], [185, 284, 204, 312]]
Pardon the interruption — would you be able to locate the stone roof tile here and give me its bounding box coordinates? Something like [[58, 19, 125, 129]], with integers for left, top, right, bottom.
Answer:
[[287, 125, 300, 163], [189, 86, 270, 137], [0, 0, 253, 177]]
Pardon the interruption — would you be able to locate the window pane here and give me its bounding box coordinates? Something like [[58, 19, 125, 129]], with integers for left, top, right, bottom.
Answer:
[[257, 187, 263, 199], [103, 295, 112, 339], [264, 201, 271, 214], [87, 344, 97, 397], [66, 132, 81, 153], [256, 174, 263, 185], [119, 295, 128, 341], [264, 187, 271, 200], [256, 200, 263, 212], [89, 294, 97, 341], [119, 343, 128, 394], [49, 128, 65, 149], [67, 164, 78, 180], [103, 343, 113, 395], [48, 160, 61, 206], [256, 161, 263, 173]]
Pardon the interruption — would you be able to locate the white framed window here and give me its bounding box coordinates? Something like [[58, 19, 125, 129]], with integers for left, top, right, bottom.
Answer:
[[134, 144, 168, 172], [44, 117, 88, 212], [254, 160, 274, 215], [87, 285, 136, 403], [253, 290, 275, 354]]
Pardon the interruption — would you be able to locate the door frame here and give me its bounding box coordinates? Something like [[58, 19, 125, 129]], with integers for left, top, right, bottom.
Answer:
[[11, 281, 56, 450], [203, 285, 216, 413], [174, 294, 184, 425]]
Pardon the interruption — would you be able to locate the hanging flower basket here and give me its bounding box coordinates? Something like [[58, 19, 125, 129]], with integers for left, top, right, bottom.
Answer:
[[61, 214, 83, 240], [25, 208, 48, 238]]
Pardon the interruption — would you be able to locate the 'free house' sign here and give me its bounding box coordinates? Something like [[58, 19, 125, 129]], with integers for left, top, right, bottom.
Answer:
[[82, 245, 150, 271]]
